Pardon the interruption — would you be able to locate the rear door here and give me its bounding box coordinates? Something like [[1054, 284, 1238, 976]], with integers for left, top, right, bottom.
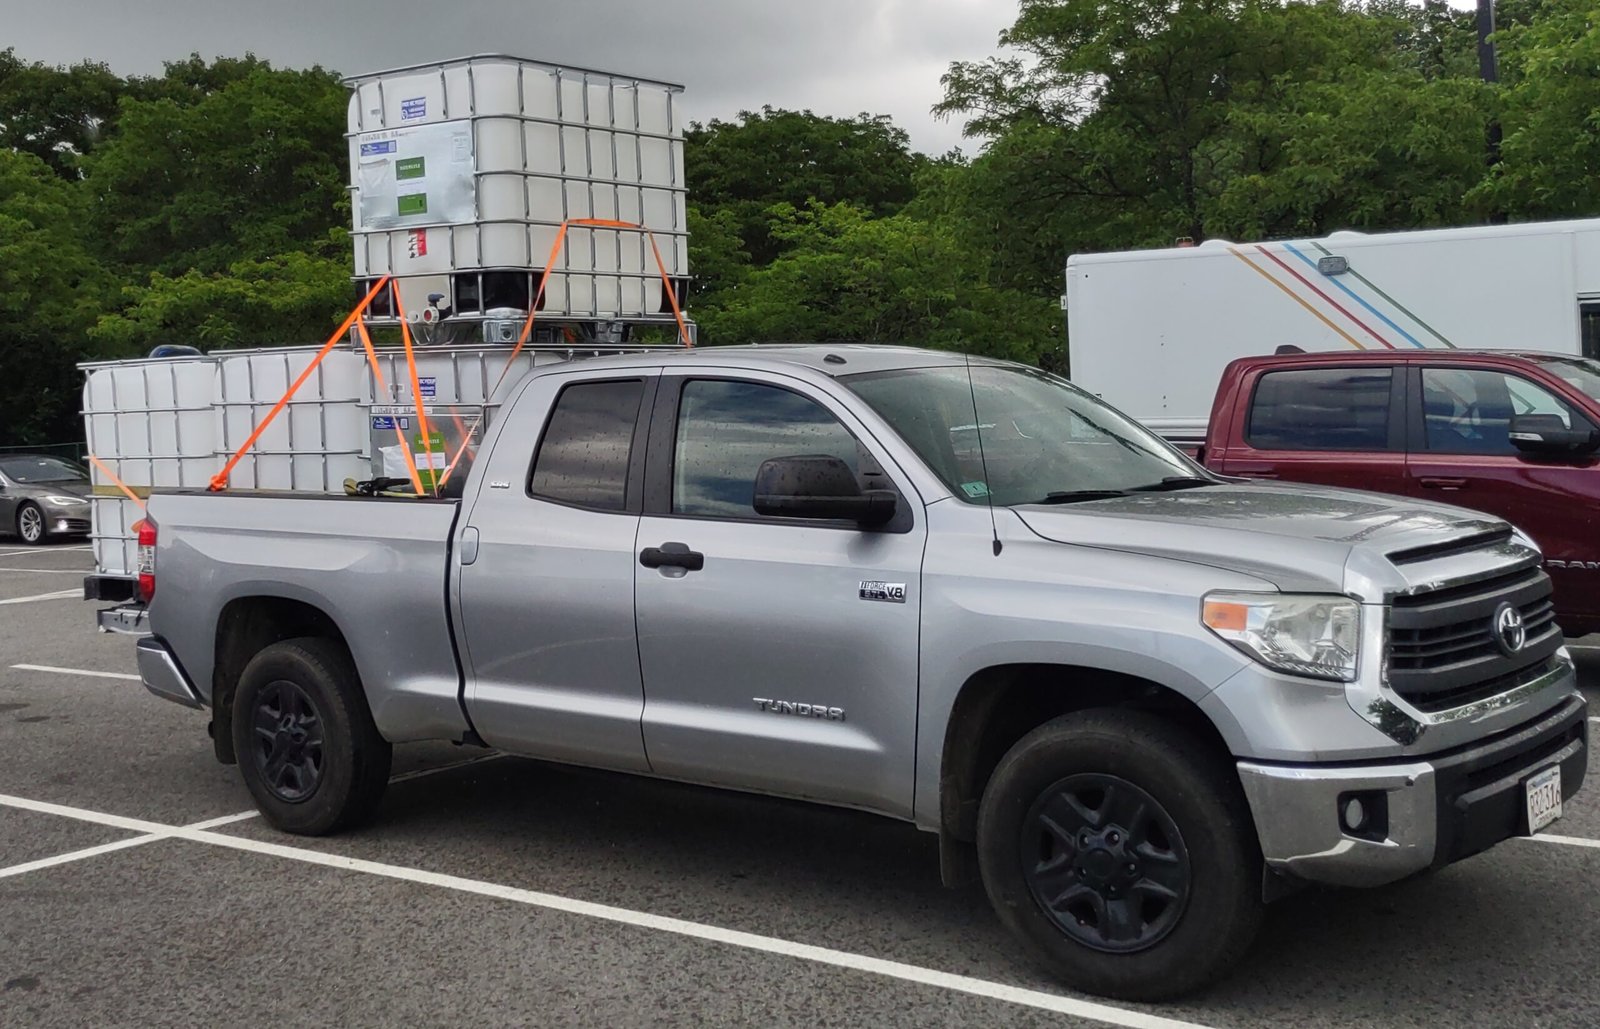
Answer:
[[455, 369, 657, 771], [1212, 364, 1410, 496], [1403, 364, 1600, 631], [632, 371, 926, 818]]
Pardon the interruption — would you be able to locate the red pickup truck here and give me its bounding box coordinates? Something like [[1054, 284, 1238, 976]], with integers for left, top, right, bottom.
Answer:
[[1199, 350, 1600, 636]]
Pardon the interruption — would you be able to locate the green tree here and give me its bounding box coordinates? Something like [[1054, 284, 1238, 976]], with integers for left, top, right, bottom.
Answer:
[[0, 151, 111, 444], [81, 60, 349, 277], [697, 201, 1060, 363], [687, 107, 923, 263], [0, 49, 127, 177]]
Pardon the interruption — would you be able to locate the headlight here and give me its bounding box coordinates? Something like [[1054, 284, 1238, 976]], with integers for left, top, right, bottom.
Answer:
[[1202, 592, 1360, 682], [44, 495, 88, 505]]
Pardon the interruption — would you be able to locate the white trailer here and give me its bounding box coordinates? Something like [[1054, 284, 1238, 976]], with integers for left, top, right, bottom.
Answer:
[[1065, 218, 1600, 443]]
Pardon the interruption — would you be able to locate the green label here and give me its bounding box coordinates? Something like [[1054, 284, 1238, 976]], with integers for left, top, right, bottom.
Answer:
[[961, 481, 991, 498], [395, 156, 426, 180], [397, 193, 428, 216]]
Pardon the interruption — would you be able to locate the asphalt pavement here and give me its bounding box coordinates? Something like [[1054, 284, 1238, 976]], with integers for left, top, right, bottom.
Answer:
[[1, 541, 1597, 1028]]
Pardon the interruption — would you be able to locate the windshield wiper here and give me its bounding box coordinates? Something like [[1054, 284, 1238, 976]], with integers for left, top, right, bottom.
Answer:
[[1031, 490, 1131, 505], [1128, 476, 1219, 492]]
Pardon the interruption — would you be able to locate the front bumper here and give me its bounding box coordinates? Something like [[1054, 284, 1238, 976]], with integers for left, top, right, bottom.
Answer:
[[135, 636, 203, 709], [1238, 692, 1588, 888]]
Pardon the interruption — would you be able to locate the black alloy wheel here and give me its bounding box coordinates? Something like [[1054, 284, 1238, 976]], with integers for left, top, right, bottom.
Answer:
[[1020, 773, 1190, 953], [251, 680, 326, 803]]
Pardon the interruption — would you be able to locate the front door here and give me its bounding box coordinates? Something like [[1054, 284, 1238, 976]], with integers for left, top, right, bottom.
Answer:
[[634, 373, 926, 818], [1404, 364, 1600, 632]]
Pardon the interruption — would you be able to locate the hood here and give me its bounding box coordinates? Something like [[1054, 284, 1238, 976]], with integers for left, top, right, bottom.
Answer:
[[22, 479, 90, 499], [1013, 481, 1508, 596]]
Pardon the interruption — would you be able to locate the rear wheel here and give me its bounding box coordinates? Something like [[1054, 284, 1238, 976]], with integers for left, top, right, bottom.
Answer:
[[16, 503, 44, 545], [976, 709, 1262, 1001], [232, 637, 391, 835]]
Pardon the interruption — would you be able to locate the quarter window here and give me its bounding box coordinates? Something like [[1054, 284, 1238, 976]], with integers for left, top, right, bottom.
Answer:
[[1247, 368, 1394, 451], [672, 380, 860, 519], [528, 379, 645, 511]]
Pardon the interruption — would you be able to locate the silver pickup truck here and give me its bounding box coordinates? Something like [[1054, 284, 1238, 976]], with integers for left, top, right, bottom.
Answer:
[[117, 345, 1588, 1000]]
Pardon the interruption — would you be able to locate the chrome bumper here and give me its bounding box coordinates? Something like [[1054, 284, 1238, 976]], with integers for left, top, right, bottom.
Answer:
[[96, 603, 149, 635], [1239, 691, 1589, 888], [135, 637, 203, 709]]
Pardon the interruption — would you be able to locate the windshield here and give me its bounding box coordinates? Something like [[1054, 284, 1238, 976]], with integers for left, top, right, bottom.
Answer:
[[0, 456, 88, 484], [841, 363, 1202, 506], [1523, 355, 1600, 404]]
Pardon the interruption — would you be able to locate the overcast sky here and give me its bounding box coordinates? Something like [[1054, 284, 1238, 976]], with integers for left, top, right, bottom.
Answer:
[[3, 0, 1019, 155]]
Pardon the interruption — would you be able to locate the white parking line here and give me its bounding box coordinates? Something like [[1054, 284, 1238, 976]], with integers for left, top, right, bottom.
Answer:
[[0, 589, 79, 606], [10, 664, 140, 681], [0, 789, 1212, 1029], [0, 546, 91, 558], [1531, 833, 1600, 851], [0, 567, 82, 574], [0, 810, 261, 880]]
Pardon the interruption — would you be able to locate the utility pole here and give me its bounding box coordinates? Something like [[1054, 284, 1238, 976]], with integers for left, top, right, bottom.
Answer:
[[1478, 0, 1501, 166]]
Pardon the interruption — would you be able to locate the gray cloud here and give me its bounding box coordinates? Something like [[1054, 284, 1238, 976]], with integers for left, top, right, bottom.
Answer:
[[4, 0, 1018, 153]]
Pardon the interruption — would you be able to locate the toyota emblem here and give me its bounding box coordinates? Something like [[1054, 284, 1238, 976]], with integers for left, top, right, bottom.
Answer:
[[1493, 602, 1527, 656]]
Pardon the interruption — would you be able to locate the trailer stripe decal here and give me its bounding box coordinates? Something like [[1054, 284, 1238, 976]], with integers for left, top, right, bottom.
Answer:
[[1309, 242, 1458, 348], [1227, 248, 1366, 349], [1283, 243, 1425, 348], [1253, 246, 1396, 349]]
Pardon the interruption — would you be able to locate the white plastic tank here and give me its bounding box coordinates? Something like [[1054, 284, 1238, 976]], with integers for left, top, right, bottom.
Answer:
[[346, 54, 689, 323]]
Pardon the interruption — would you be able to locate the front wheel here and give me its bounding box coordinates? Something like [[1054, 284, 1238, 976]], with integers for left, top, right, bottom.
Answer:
[[16, 502, 44, 545], [231, 637, 391, 835], [977, 709, 1262, 1001]]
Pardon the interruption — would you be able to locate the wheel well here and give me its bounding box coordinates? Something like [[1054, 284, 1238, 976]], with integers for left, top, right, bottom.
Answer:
[[938, 664, 1234, 844], [210, 596, 351, 765]]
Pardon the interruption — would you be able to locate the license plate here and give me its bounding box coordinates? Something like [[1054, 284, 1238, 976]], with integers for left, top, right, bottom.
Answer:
[[1525, 765, 1563, 834]]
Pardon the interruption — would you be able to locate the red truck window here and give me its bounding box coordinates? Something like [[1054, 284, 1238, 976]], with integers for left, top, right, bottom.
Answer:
[[1419, 368, 1587, 455], [1247, 367, 1395, 452]]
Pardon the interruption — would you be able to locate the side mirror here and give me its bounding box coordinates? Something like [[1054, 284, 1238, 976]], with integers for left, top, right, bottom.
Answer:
[[1509, 415, 1600, 457], [753, 455, 897, 527]]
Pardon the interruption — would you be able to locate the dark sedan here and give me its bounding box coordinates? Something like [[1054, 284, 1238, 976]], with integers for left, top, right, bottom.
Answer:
[[0, 455, 92, 545]]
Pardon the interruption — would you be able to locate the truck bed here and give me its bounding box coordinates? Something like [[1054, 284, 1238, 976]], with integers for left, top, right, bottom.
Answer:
[[143, 490, 471, 743]]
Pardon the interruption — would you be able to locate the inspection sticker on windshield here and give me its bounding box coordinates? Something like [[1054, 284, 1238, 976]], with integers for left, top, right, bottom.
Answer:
[[961, 481, 990, 498], [1526, 765, 1562, 833]]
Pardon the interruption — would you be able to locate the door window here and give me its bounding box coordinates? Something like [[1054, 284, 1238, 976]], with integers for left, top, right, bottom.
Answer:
[[1581, 301, 1600, 361], [527, 379, 645, 511], [672, 380, 860, 519], [1246, 367, 1395, 451], [1420, 368, 1580, 454]]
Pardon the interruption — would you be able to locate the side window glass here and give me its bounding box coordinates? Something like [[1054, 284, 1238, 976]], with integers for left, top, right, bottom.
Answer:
[[673, 380, 860, 518], [1421, 369, 1575, 455], [528, 379, 645, 511], [1247, 368, 1394, 451]]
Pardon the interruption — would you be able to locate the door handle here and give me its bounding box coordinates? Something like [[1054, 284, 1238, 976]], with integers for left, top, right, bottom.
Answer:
[[639, 542, 704, 572], [1419, 477, 1469, 490]]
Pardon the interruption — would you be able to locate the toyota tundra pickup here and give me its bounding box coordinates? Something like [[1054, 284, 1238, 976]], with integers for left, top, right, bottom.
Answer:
[[111, 345, 1589, 1001]]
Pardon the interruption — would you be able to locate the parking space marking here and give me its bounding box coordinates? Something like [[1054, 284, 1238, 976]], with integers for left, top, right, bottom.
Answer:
[[0, 789, 1212, 1029], [0, 567, 82, 575], [1532, 833, 1600, 851], [9, 664, 140, 681], [0, 589, 79, 606], [0, 547, 90, 558], [0, 809, 261, 881]]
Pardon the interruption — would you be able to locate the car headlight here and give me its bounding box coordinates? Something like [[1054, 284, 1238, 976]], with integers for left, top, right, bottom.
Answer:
[[1202, 592, 1360, 682], [44, 495, 89, 506]]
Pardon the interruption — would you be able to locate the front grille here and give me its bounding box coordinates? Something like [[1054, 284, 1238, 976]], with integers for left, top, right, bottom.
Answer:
[[1386, 566, 1562, 714]]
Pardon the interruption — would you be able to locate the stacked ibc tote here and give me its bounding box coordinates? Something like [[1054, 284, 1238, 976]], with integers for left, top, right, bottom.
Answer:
[[82, 55, 694, 598]]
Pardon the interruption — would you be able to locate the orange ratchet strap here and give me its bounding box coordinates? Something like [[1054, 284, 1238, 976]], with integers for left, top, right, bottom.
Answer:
[[353, 314, 426, 496], [389, 288, 439, 497], [209, 276, 393, 491], [87, 453, 146, 510]]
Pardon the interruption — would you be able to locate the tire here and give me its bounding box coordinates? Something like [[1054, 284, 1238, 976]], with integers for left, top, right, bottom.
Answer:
[[15, 502, 45, 545], [976, 709, 1262, 1001], [231, 637, 392, 835]]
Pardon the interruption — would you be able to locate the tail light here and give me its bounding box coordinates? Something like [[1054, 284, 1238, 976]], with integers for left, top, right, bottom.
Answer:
[[134, 518, 156, 602]]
